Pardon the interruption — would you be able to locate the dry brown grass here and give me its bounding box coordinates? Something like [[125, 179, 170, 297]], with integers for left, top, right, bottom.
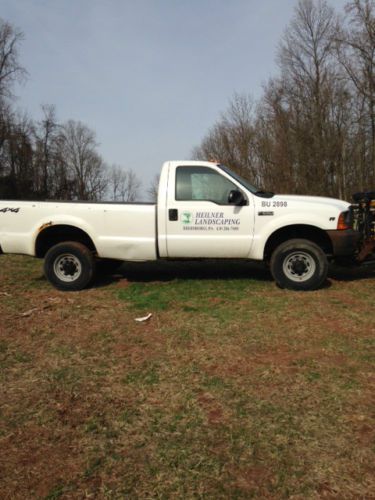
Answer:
[[0, 256, 374, 498]]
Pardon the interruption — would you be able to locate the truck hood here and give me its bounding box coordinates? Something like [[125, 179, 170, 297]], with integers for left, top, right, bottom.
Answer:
[[270, 194, 350, 212]]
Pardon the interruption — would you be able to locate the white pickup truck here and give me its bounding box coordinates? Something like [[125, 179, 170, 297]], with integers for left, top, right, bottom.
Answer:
[[0, 160, 369, 292]]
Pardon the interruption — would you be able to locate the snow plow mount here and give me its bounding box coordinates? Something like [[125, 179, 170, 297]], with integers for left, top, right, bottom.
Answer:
[[351, 191, 375, 262]]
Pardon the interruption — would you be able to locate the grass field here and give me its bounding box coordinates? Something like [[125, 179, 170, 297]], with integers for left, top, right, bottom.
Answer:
[[0, 255, 374, 499]]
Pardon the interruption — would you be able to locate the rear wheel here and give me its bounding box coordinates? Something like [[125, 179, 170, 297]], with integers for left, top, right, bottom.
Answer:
[[270, 239, 328, 291], [44, 241, 96, 291]]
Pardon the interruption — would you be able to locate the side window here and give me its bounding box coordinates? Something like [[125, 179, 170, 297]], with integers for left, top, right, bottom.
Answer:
[[175, 166, 238, 204]]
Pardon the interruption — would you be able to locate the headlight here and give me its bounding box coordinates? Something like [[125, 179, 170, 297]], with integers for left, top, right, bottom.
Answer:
[[337, 211, 352, 230]]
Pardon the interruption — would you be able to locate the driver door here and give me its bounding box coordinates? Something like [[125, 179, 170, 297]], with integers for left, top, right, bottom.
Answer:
[[165, 165, 254, 258]]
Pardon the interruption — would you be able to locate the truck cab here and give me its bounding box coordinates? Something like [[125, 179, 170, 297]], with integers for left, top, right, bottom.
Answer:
[[157, 161, 255, 259], [157, 161, 359, 267]]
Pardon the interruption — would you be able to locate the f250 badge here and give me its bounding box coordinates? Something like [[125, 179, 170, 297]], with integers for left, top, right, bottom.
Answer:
[[0, 207, 20, 213]]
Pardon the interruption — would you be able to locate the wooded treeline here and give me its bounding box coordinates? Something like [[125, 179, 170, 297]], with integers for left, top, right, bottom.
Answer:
[[2, 1, 375, 202], [194, 0, 375, 200], [0, 20, 141, 201]]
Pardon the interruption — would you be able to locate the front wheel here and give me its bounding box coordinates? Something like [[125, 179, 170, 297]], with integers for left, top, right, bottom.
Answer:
[[44, 241, 96, 291], [270, 239, 328, 291]]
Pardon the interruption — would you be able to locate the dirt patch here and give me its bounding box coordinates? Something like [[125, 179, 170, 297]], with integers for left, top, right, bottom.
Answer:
[[0, 424, 85, 498], [228, 464, 273, 496], [116, 278, 130, 288], [197, 392, 225, 425]]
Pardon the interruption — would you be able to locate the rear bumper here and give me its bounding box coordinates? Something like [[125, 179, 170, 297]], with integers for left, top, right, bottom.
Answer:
[[326, 229, 361, 256]]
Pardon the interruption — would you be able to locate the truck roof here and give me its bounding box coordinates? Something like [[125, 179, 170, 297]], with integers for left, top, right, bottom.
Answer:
[[165, 160, 220, 167]]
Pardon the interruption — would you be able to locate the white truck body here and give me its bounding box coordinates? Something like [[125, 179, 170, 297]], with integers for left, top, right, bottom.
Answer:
[[0, 161, 361, 291], [0, 202, 157, 261]]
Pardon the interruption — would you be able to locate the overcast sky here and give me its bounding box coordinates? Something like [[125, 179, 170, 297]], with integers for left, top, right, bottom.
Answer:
[[1, 0, 348, 187]]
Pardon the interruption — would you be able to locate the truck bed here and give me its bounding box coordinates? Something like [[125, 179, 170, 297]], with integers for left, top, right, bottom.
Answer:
[[0, 201, 157, 261]]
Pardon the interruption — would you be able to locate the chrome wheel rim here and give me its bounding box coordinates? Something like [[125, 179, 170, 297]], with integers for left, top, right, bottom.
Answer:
[[53, 254, 82, 282], [282, 251, 316, 282]]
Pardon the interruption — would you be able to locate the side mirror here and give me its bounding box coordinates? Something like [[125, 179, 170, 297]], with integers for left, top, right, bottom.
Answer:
[[228, 189, 246, 206]]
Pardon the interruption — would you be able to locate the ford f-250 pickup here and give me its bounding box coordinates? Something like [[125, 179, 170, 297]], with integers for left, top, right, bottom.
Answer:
[[1, 161, 374, 291]]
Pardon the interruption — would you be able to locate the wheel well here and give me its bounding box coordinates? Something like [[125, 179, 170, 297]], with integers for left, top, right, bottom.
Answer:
[[35, 225, 96, 258], [264, 225, 333, 261]]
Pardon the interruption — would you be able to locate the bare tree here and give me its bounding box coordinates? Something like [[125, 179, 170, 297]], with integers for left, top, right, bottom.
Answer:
[[0, 110, 34, 198], [57, 120, 107, 200], [0, 19, 27, 100], [0, 19, 30, 198], [108, 164, 141, 202], [276, 0, 339, 194], [255, 79, 299, 193], [147, 174, 160, 202], [33, 104, 58, 197], [0, 99, 12, 173], [193, 93, 258, 183], [335, 0, 375, 187]]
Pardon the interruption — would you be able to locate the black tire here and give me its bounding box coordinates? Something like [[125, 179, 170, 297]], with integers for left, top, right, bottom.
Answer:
[[270, 239, 328, 291], [96, 258, 123, 275], [44, 241, 96, 291]]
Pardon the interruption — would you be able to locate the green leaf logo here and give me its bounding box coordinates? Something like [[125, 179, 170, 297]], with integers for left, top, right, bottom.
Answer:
[[182, 211, 192, 224]]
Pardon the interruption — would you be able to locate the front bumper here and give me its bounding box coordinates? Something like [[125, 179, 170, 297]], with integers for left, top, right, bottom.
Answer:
[[326, 229, 361, 256]]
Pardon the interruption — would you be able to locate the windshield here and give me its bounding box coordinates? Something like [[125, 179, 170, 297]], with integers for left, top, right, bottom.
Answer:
[[218, 165, 258, 193]]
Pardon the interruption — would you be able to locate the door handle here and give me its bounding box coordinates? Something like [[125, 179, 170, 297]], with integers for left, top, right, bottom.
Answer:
[[169, 209, 178, 221]]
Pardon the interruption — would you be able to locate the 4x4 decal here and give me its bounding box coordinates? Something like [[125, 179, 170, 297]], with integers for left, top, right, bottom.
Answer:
[[0, 207, 20, 213]]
